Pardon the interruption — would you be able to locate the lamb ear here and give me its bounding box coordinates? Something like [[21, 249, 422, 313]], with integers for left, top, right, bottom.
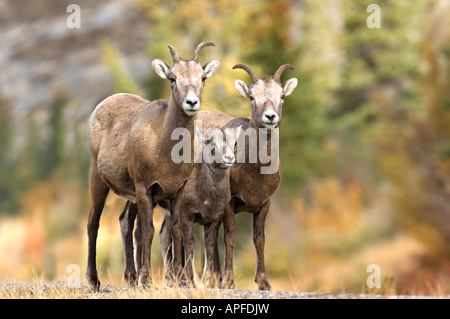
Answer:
[[282, 78, 298, 97], [203, 60, 220, 78], [152, 59, 170, 79], [233, 80, 250, 98]]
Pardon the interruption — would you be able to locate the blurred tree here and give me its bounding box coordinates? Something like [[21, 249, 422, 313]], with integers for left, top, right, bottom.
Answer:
[[99, 38, 143, 95], [0, 96, 20, 215], [71, 122, 91, 189], [41, 97, 66, 179], [377, 0, 450, 256], [332, 0, 426, 190]]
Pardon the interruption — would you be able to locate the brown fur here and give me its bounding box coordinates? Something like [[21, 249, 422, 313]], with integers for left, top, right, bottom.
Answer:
[[157, 109, 234, 282], [220, 117, 280, 290], [220, 64, 297, 290], [86, 42, 220, 289], [171, 127, 236, 287], [157, 109, 281, 289]]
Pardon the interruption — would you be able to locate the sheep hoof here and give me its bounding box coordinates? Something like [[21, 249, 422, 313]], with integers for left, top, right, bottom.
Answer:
[[257, 280, 272, 291], [124, 271, 138, 287], [139, 272, 152, 289], [86, 272, 101, 292]]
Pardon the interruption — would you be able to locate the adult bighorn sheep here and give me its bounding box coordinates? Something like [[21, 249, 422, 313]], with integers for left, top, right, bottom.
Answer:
[[219, 63, 298, 290], [171, 125, 241, 287], [86, 42, 220, 289]]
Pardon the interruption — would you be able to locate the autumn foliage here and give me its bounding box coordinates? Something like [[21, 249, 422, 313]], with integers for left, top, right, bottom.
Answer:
[[0, 0, 449, 295]]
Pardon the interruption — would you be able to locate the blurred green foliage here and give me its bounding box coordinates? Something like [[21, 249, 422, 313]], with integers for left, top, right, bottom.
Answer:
[[99, 38, 143, 95]]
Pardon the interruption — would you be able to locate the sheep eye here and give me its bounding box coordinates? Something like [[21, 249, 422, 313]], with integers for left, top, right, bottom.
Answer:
[[280, 95, 285, 100], [249, 96, 255, 102], [169, 77, 176, 83]]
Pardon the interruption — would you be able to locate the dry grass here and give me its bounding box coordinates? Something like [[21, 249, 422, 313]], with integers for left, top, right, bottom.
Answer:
[[1, 279, 447, 299], [0, 278, 231, 299]]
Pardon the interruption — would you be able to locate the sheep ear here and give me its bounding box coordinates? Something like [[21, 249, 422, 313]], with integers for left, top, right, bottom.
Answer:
[[152, 59, 170, 79], [234, 80, 250, 98], [203, 60, 220, 78], [282, 78, 298, 97]]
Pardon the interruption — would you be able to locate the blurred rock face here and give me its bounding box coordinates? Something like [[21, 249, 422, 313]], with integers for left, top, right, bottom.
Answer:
[[0, 0, 149, 118]]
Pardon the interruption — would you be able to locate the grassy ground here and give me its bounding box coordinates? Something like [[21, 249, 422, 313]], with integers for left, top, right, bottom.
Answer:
[[0, 281, 225, 299], [1, 280, 447, 299]]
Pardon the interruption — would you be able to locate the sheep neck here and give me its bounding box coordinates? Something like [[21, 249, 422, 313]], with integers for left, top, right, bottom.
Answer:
[[195, 162, 229, 197], [248, 121, 279, 170], [162, 96, 194, 137]]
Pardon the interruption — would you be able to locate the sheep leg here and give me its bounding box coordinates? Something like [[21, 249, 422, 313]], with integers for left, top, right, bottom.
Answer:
[[182, 214, 196, 286], [159, 209, 173, 282], [86, 162, 109, 290], [134, 212, 142, 274], [253, 199, 271, 290], [222, 203, 236, 289], [171, 204, 184, 284], [119, 200, 138, 286], [212, 225, 221, 278], [203, 221, 221, 287], [134, 200, 160, 276], [135, 183, 154, 287]]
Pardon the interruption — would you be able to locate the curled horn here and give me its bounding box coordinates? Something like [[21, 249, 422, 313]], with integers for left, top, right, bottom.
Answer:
[[232, 64, 259, 84], [192, 41, 215, 62], [167, 44, 180, 63], [273, 64, 295, 83]]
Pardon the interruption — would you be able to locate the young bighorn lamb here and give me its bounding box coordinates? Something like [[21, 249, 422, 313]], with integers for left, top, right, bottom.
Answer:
[[220, 63, 298, 290], [155, 110, 233, 283], [171, 125, 241, 286], [86, 42, 220, 289]]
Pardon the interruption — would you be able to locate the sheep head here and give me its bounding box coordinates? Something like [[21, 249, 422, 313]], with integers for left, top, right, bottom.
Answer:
[[233, 63, 298, 129], [152, 42, 220, 116]]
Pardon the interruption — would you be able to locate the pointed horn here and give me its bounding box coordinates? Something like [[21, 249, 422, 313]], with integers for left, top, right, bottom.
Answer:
[[192, 41, 215, 62], [232, 64, 259, 84], [273, 64, 295, 83], [167, 44, 180, 63]]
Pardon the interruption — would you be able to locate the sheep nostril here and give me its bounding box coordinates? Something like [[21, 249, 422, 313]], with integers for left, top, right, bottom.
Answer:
[[224, 155, 235, 163], [186, 99, 198, 107]]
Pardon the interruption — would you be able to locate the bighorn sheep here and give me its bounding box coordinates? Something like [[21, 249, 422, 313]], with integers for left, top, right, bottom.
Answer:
[[86, 42, 220, 289], [171, 125, 241, 286], [219, 63, 298, 290]]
